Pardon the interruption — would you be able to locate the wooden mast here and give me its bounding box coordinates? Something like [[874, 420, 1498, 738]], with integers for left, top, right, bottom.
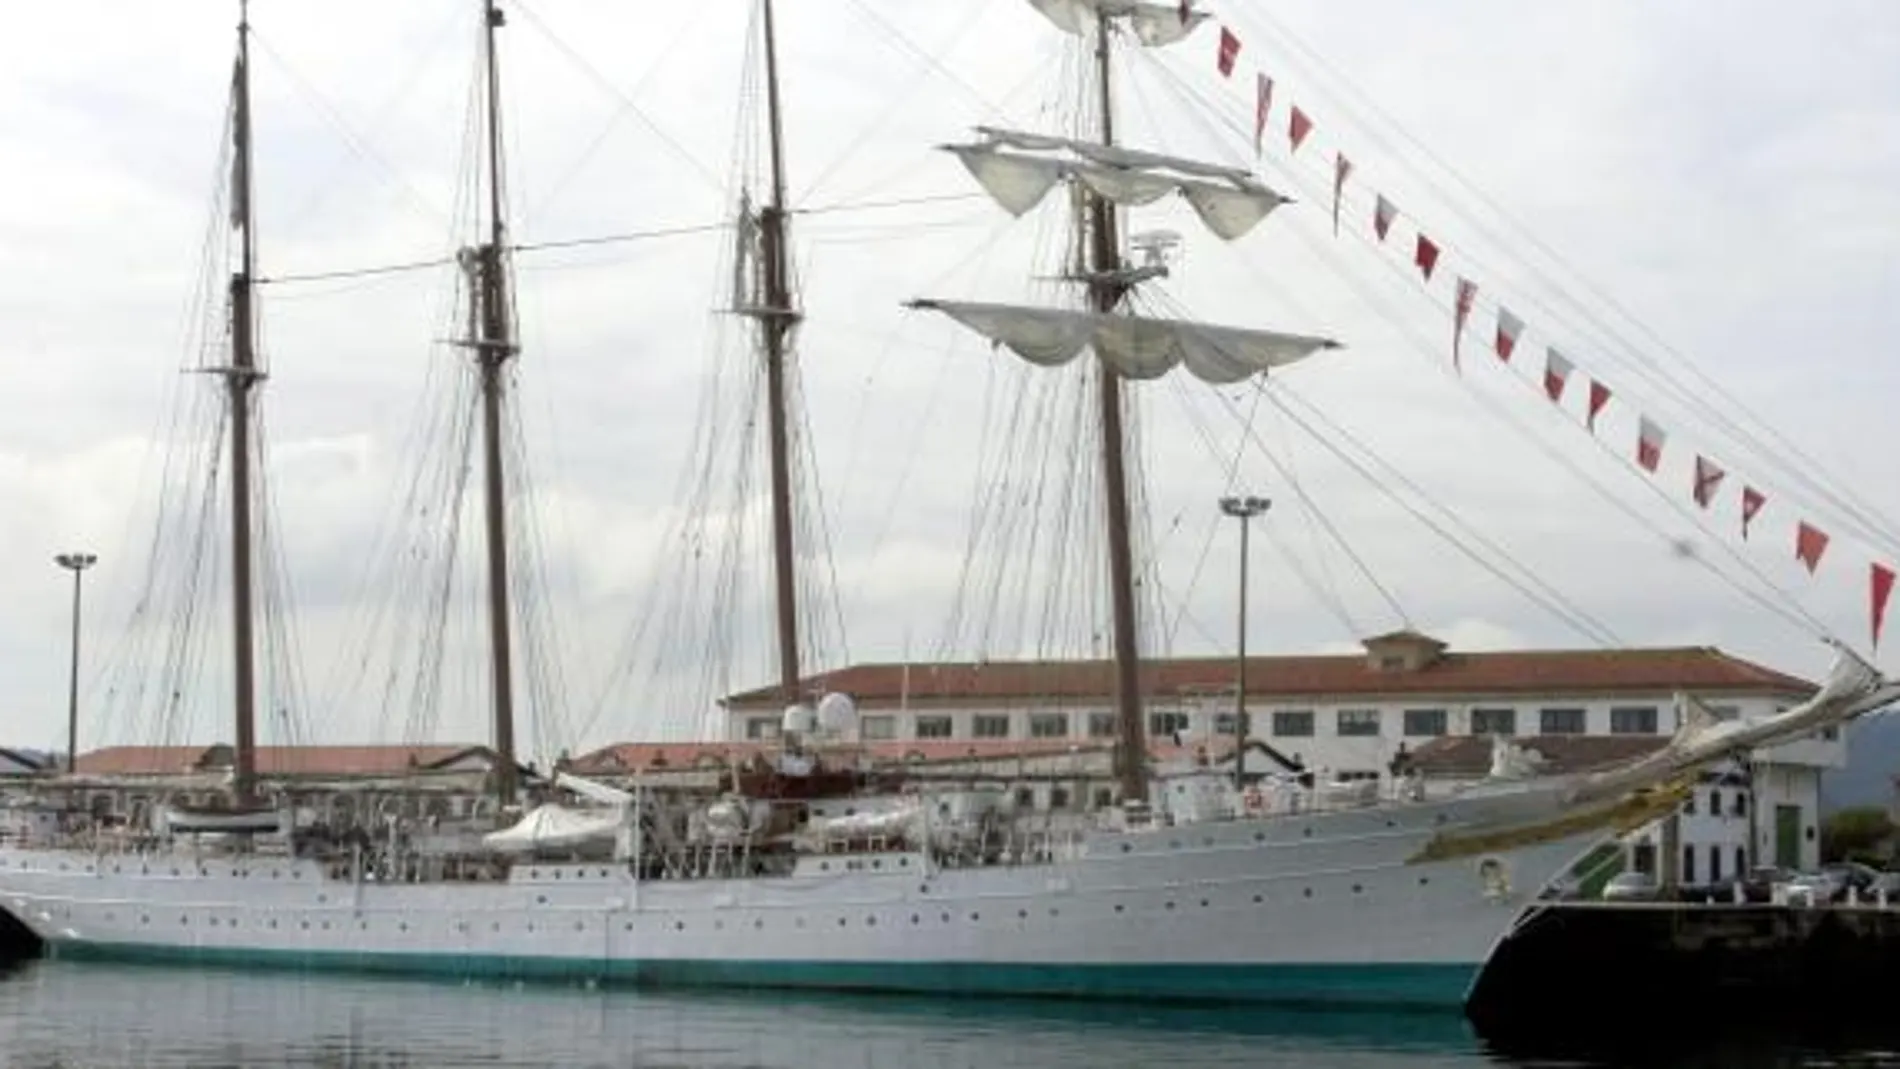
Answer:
[[756, 0, 804, 706], [227, 0, 262, 803], [1086, 13, 1148, 804], [475, 0, 520, 805]]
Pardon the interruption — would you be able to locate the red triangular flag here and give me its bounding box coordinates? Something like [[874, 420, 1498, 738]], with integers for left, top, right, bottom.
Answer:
[[1795, 522, 1830, 574], [1414, 235, 1439, 281], [1254, 73, 1272, 156], [1636, 417, 1666, 473], [1741, 486, 1766, 540], [1331, 153, 1352, 235], [1452, 278, 1477, 370], [1373, 195, 1396, 242], [1586, 379, 1612, 431], [1692, 455, 1726, 508], [1495, 308, 1523, 362], [1875, 562, 1896, 650], [1289, 106, 1313, 153], [1544, 349, 1572, 403], [1217, 26, 1241, 77]]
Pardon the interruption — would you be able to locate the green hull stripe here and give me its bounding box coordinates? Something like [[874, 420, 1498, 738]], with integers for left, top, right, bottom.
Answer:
[[47, 940, 1474, 1008]]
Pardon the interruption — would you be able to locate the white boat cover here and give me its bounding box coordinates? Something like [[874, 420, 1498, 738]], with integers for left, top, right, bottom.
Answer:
[[554, 771, 634, 807], [482, 804, 620, 852], [907, 299, 1340, 383], [1025, 0, 1209, 45], [946, 143, 1286, 241]]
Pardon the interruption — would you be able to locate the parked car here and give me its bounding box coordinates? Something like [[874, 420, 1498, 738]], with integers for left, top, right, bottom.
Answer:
[[1784, 870, 1849, 906], [1737, 865, 1797, 904], [1822, 862, 1881, 898], [1867, 871, 1900, 900], [1601, 871, 1662, 902]]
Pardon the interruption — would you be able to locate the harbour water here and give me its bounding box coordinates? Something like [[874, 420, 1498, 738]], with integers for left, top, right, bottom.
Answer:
[[0, 960, 1894, 1068]]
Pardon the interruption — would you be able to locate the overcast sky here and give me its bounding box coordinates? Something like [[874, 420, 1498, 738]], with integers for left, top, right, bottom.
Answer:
[[1, 0, 1894, 757]]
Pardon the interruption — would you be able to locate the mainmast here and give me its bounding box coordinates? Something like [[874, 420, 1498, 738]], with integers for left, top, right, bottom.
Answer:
[[470, 0, 520, 806], [1085, 13, 1147, 804], [226, 0, 262, 803], [752, 0, 805, 706]]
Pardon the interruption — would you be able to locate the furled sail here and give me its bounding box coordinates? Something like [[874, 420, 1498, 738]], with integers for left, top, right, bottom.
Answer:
[[945, 130, 1288, 241], [1026, 0, 1210, 45], [906, 299, 1340, 384]]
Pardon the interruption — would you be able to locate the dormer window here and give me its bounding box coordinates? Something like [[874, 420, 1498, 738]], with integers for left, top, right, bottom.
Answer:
[[1378, 655, 1406, 672]]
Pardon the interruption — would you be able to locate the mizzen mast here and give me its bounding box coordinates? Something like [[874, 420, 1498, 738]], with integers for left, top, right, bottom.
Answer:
[[226, 0, 263, 803], [467, 0, 521, 806], [749, 0, 806, 706]]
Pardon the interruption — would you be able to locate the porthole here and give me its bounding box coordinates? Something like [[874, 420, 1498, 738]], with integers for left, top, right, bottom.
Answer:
[[866, 916, 876, 927], [180, 916, 189, 926], [1418, 877, 1430, 886], [301, 921, 310, 930], [1352, 884, 1363, 894], [1017, 909, 1028, 919], [1303, 888, 1313, 898], [838, 917, 847, 927], [624, 923, 634, 932], [872, 859, 882, 870], [208, 918, 218, 927], [675, 922, 685, 932], [754, 919, 764, 930], [796, 918, 806, 929], [140, 915, 149, 925], [1253, 833, 1265, 843], [713, 920, 723, 931], [536, 895, 548, 905], [492, 922, 501, 932], [1165, 902, 1175, 910], [269, 920, 278, 929], [1114, 904, 1125, 913], [910, 914, 920, 925], [1302, 828, 1312, 838], [969, 912, 980, 922], [360, 922, 369, 931], [900, 857, 910, 867], [1199, 899, 1209, 908], [321, 922, 331, 930], [1049, 908, 1060, 917], [1169, 841, 1181, 850], [1120, 843, 1132, 853], [820, 862, 831, 872], [399, 923, 409, 932], [1252, 894, 1263, 904], [1202, 838, 1214, 847]]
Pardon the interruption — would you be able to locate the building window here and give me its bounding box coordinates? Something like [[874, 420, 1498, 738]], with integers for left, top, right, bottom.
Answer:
[[1083, 712, 1115, 738], [1709, 845, 1722, 884], [1683, 845, 1696, 884], [1735, 845, 1747, 876], [1336, 709, 1380, 737], [972, 715, 1011, 739], [1470, 708, 1516, 736], [1336, 770, 1380, 783], [1029, 713, 1069, 739], [1272, 711, 1315, 737], [1733, 793, 1747, 817], [744, 717, 781, 741], [1150, 711, 1190, 738], [860, 716, 896, 741], [1378, 655, 1406, 672], [915, 716, 953, 739], [1212, 712, 1239, 736], [1611, 706, 1659, 735], [1014, 787, 1035, 808], [1539, 708, 1585, 735], [1684, 791, 1695, 815], [1403, 709, 1447, 737], [1049, 786, 1071, 809], [1093, 787, 1114, 809]]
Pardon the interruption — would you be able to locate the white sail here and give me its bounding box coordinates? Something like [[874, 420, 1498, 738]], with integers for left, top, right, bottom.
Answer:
[[1026, 0, 1211, 45], [907, 299, 1340, 383], [947, 144, 1288, 241]]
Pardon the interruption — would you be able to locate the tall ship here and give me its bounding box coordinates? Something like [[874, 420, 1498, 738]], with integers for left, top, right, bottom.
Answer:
[[1, 0, 1893, 1009]]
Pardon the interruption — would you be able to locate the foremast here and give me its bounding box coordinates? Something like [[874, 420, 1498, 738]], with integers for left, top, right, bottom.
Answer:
[[467, 0, 521, 806], [908, 0, 1340, 805], [225, 0, 262, 803]]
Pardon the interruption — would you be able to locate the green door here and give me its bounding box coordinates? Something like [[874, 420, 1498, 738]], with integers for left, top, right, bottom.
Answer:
[[1774, 805, 1802, 869]]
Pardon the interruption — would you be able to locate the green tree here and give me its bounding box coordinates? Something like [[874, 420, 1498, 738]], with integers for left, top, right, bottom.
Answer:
[[1821, 806, 1895, 865]]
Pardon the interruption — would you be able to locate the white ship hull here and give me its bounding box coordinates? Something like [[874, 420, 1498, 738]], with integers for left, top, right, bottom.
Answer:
[[0, 793, 1600, 1008]]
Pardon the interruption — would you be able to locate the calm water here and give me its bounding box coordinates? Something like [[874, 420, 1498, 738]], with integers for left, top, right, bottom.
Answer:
[[0, 960, 1894, 1068]]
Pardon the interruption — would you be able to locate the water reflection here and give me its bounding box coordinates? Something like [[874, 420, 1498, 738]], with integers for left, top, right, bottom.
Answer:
[[0, 960, 1480, 1068]]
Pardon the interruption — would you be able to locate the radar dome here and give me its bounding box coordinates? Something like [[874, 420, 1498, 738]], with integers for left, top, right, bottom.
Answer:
[[781, 703, 818, 738], [816, 692, 858, 736]]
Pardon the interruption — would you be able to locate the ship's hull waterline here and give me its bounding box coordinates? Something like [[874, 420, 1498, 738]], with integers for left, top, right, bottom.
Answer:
[[0, 794, 1599, 1009]]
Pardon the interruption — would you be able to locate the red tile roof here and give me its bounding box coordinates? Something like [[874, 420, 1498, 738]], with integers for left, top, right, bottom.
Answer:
[[1407, 734, 1672, 778], [722, 646, 1813, 709], [74, 744, 493, 778]]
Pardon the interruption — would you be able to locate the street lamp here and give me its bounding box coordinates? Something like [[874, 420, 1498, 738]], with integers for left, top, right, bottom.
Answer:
[[1219, 496, 1270, 790], [54, 552, 98, 776]]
